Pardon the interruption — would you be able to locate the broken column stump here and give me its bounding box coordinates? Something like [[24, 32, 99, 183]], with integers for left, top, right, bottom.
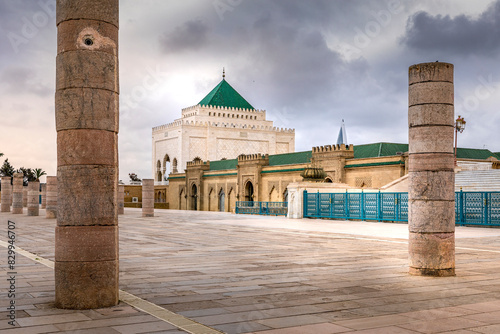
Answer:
[[54, 0, 119, 309], [408, 62, 455, 277]]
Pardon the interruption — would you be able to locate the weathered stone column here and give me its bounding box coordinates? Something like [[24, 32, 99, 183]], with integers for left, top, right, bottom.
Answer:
[[118, 184, 124, 215], [28, 181, 40, 216], [41, 183, 47, 209], [12, 173, 24, 214], [408, 62, 455, 277], [142, 179, 154, 217], [55, 0, 119, 309], [1, 177, 12, 212], [46, 176, 58, 219], [23, 187, 28, 208]]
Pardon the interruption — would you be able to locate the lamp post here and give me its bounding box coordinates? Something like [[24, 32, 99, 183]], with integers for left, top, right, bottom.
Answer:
[[454, 115, 466, 166]]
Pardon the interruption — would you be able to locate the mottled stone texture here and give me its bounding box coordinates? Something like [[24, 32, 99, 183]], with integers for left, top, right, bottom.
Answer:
[[118, 184, 124, 215], [408, 62, 455, 277], [55, 0, 119, 309], [23, 187, 28, 208], [46, 176, 58, 219], [142, 179, 154, 217], [27, 181, 40, 216], [12, 173, 24, 214], [1, 177, 10, 212], [41, 183, 47, 209]]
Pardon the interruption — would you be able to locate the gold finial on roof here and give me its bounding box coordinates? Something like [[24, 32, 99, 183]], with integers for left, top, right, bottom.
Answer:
[[222, 67, 225, 79]]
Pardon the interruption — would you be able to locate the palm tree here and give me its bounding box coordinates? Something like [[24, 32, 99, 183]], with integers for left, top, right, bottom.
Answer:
[[33, 168, 47, 182], [0, 159, 15, 177]]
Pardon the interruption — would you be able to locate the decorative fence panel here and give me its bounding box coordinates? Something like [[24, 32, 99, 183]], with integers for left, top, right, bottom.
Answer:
[[304, 191, 500, 226], [235, 201, 288, 216]]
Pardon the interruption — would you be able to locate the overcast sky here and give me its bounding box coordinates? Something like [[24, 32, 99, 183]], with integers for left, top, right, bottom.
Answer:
[[1, 0, 499, 183]]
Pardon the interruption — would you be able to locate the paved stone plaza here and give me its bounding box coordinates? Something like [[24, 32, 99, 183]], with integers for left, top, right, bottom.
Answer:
[[3, 209, 500, 333]]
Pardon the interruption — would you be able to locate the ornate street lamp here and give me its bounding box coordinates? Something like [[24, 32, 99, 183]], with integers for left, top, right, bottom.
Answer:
[[454, 115, 466, 166]]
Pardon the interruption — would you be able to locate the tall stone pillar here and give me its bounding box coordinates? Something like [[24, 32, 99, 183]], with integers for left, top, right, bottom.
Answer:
[[1, 177, 12, 212], [408, 62, 455, 277], [118, 184, 124, 215], [28, 181, 40, 216], [41, 183, 47, 209], [12, 173, 24, 214], [142, 180, 154, 217], [46, 176, 58, 219], [55, 0, 119, 309]]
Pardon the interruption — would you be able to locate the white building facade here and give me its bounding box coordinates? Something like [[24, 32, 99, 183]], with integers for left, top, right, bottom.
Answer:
[[152, 77, 295, 183]]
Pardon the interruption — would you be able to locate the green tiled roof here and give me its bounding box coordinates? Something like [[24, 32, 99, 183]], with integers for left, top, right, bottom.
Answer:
[[207, 144, 497, 172], [268, 151, 312, 166], [456, 148, 498, 160], [353, 142, 498, 160], [353, 143, 408, 159], [493, 152, 500, 159], [199, 79, 255, 110], [209, 159, 237, 171]]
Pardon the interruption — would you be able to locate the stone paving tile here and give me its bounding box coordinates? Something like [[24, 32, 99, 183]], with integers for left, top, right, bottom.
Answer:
[[15, 313, 91, 326], [54, 315, 171, 331], [62, 328, 121, 334], [0, 324, 60, 334], [111, 321, 178, 333], [178, 307, 228, 318], [347, 326, 417, 334], [213, 321, 271, 334], [256, 314, 330, 328], [462, 310, 500, 324], [397, 317, 487, 333], [247, 322, 352, 333], [5, 209, 500, 333], [334, 314, 415, 330], [468, 324, 500, 333]]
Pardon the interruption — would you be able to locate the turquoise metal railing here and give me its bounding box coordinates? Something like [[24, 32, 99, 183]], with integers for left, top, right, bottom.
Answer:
[[235, 201, 288, 216], [304, 190, 500, 226]]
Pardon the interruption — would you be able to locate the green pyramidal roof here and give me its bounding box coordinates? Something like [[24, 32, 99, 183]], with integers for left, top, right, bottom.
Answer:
[[198, 79, 255, 110]]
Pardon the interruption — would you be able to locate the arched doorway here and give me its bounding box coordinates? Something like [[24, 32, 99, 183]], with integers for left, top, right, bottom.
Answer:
[[156, 160, 162, 181], [283, 189, 288, 203], [163, 154, 171, 177], [245, 181, 254, 202], [172, 158, 178, 173], [219, 189, 225, 212], [191, 184, 198, 210]]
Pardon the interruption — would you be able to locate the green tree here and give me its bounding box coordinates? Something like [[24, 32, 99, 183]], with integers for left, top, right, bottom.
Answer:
[[0, 159, 15, 177], [18, 167, 37, 185], [33, 168, 46, 182]]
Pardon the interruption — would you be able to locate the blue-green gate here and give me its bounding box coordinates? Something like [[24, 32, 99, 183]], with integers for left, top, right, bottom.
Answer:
[[304, 190, 500, 226]]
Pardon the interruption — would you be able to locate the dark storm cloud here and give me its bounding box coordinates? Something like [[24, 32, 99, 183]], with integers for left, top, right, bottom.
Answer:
[[401, 0, 500, 56], [159, 19, 210, 53], [1, 67, 51, 96]]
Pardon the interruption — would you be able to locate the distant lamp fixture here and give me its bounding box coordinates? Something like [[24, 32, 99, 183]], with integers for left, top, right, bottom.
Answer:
[[454, 115, 466, 166]]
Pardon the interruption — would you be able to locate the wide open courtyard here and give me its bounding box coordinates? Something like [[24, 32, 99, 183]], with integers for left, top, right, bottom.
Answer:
[[2, 209, 500, 333]]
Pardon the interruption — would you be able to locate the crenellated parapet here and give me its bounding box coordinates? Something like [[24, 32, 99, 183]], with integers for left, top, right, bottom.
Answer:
[[237, 154, 270, 169], [191, 104, 265, 114], [312, 144, 353, 153], [186, 157, 208, 167], [153, 120, 295, 133], [152, 120, 183, 132], [237, 153, 269, 162]]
